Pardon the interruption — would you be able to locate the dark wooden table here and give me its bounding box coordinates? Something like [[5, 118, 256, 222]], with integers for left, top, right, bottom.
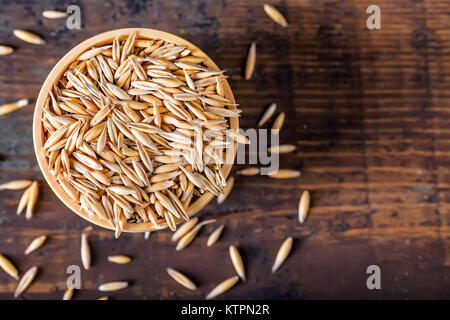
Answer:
[[0, 0, 449, 300]]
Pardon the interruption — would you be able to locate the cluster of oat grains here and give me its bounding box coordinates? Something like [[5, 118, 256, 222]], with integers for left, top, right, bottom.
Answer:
[[40, 31, 246, 237]]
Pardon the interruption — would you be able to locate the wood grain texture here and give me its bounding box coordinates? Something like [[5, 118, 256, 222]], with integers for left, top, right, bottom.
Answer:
[[0, 0, 449, 299]]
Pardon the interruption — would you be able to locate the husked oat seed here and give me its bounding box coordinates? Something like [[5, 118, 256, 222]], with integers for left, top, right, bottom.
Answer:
[[263, 4, 288, 27], [107, 255, 131, 264], [272, 237, 293, 273], [81, 226, 92, 270], [0, 45, 13, 56], [0, 99, 28, 116], [14, 266, 38, 298], [62, 288, 74, 300], [245, 42, 256, 80], [257, 103, 277, 127], [13, 30, 45, 45], [24, 235, 47, 255], [268, 169, 300, 179], [298, 190, 310, 224], [166, 267, 196, 290], [42, 10, 68, 19], [0, 254, 19, 280], [207, 223, 225, 246], [271, 112, 285, 132], [236, 167, 260, 176], [98, 281, 128, 292], [206, 276, 239, 300], [0, 180, 32, 190], [229, 246, 246, 281], [268, 144, 296, 154]]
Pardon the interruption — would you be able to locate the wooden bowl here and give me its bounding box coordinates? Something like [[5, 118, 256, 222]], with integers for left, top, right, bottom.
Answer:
[[33, 28, 238, 232]]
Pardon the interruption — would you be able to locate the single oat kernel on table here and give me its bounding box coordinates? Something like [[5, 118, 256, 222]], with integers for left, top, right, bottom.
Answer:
[[298, 190, 310, 224], [62, 288, 74, 300], [24, 235, 47, 255], [0, 180, 32, 190], [0, 45, 13, 56], [206, 276, 239, 300], [207, 223, 225, 246], [81, 227, 92, 270], [98, 296, 109, 300], [98, 281, 129, 292], [271, 112, 285, 132], [16, 187, 31, 215], [268, 144, 296, 154], [0, 99, 28, 116], [14, 266, 38, 298], [42, 10, 68, 19], [263, 4, 288, 27], [245, 41, 256, 80], [236, 167, 260, 176], [229, 246, 246, 281], [217, 177, 234, 204], [13, 30, 45, 45], [40, 31, 243, 233], [257, 102, 277, 127], [25, 181, 39, 220], [272, 237, 293, 273], [0, 254, 19, 280], [268, 169, 300, 179], [166, 267, 197, 290], [107, 255, 131, 264]]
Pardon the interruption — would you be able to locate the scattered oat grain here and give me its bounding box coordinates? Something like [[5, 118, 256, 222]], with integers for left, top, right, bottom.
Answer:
[[298, 190, 310, 224], [0, 45, 13, 56], [263, 4, 288, 27], [13, 30, 45, 45], [0, 99, 28, 116], [0, 254, 19, 280], [166, 267, 196, 290], [81, 226, 92, 270], [42, 10, 68, 19], [245, 41, 256, 80], [206, 276, 239, 300], [0, 180, 32, 190], [257, 103, 277, 127], [24, 235, 47, 255], [229, 246, 246, 281], [236, 167, 260, 176], [272, 237, 293, 273], [268, 144, 296, 154], [207, 224, 225, 246], [98, 281, 128, 292], [272, 112, 285, 132], [268, 169, 300, 179], [14, 266, 38, 298], [62, 288, 73, 300], [107, 255, 131, 264]]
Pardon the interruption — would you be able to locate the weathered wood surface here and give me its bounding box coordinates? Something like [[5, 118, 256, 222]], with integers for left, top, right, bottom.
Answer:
[[0, 0, 450, 299]]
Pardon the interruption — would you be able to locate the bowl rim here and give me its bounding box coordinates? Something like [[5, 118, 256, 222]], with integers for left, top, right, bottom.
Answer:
[[32, 28, 238, 232]]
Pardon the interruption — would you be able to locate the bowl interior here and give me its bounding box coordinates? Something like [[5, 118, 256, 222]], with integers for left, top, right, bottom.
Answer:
[[33, 28, 238, 232]]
